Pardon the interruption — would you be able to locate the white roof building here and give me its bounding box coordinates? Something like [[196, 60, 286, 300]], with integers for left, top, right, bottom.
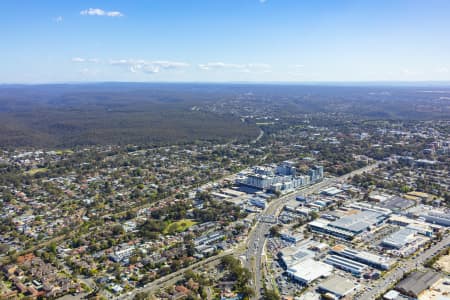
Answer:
[[286, 258, 333, 285]]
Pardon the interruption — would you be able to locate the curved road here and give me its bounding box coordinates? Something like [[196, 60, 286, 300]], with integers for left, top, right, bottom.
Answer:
[[242, 163, 380, 299]]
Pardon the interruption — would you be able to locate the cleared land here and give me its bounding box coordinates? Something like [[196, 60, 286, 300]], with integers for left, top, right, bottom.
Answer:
[[435, 253, 450, 274]]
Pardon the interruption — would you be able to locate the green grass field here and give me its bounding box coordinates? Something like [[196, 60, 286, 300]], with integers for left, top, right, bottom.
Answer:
[[25, 168, 48, 175], [164, 219, 197, 234], [55, 149, 74, 155]]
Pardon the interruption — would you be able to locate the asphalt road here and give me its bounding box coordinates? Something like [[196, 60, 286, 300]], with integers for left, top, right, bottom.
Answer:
[[118, 162, 379, 300], [356, 235, 450, 300], [242, 162, 380, 299], [120, 249, 234, 300]]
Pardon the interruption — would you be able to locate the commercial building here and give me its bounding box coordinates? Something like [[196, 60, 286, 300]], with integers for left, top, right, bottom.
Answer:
[[318, 275, 357, 299], [309, 165, 324, 182], [369, 193, 390, 202], [382, 228, 417, 249], [324, 255, 367, 276], [388, 215, 436, 237], [309, 210, 389, 240], [395, 271, 441, 299], [286, 258, 333, 285], [419, 211, 450, 227], [378, 196, 416, 212], [330, 244, 393, 270], [295, 206, 313, 217], [244, 174, 273, 190], [383, 290, 410, 300], [348, 202, 392, 215], [276, 161, 297, 176], [279, 247, 315, 269], [236, 164, 320, 192], [249, 197, 266, 209], [220, 188, 246, 198], [328, 210, 388, 234], [280, 230, 303, 243], [308, 219, 355, 240], [320, 187, 343, 196]]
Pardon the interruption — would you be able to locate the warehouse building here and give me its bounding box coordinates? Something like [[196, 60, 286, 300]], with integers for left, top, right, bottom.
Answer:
[[320, 187, 343, 196], [378, 196, 416, 212], [388, 215, 437, 237], [330, 244, 393, 270], [329, 210, 388, 234], [249, 197, 266, 209], [318, 275, 357, 299], [286, 258, 333, 285], [308, 219, 355, 240], [324, 255, 367, 276], [309, 209, 389, 240], [382, 228, 417, 249], [395, 271, 441, 299], [348, 202, 392, 215], [278, 247, 315, 269], [420, 211, 450, 227]]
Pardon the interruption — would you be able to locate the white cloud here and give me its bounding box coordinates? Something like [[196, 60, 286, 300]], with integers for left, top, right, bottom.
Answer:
[[198, 62, 236, 70], [54, 16, 63, 23], [110, 59, 190, 74], [80, 8, 124, 17], [72, 57, 100, 63], [72, 57, 86, 63], [198, 62, 271, 73], [435, 66, 449, 74]]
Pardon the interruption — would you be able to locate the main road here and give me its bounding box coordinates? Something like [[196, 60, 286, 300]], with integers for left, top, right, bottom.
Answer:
[[356, 235, 450, 300], [119, 162, 379, 300], [120, 249, 235, 300], [242, 162, 380, 299]]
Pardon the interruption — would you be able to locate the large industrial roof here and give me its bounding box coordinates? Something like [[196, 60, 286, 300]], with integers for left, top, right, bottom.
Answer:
[[382, 228, 417, 249], [379, 196, 416, 211], [319, 275, 356, 296], [396, 271, 441, 297], [287, 258, 333, 283], [329, 210, 384, 233]]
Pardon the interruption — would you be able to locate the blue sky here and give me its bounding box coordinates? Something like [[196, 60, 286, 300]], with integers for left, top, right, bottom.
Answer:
[[1, 0, 450, 83]]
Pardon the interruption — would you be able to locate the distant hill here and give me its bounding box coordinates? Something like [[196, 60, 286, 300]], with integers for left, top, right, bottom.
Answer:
[[0, 83, 449, 148], [0, 83, 260, 148]]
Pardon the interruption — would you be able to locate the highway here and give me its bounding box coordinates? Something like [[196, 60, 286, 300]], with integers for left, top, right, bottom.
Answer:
[[119, 162, 379, 299], [356, 235, 450, 300], [242, 162, 380, 299]]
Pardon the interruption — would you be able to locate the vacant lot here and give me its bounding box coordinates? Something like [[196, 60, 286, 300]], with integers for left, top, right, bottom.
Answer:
[[435, 254, 450, 273]]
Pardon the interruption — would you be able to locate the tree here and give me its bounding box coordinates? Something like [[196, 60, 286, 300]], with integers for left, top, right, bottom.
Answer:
[[112, 224, 124, 236], [133, 292, 149, 300], [269, 225, 281, 237], [48, 242, 57, 254], [240, 285, 255, 299], [263, 289, 280, 300], [309, 211, 319, 220], [0, 244, 9, 255]]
